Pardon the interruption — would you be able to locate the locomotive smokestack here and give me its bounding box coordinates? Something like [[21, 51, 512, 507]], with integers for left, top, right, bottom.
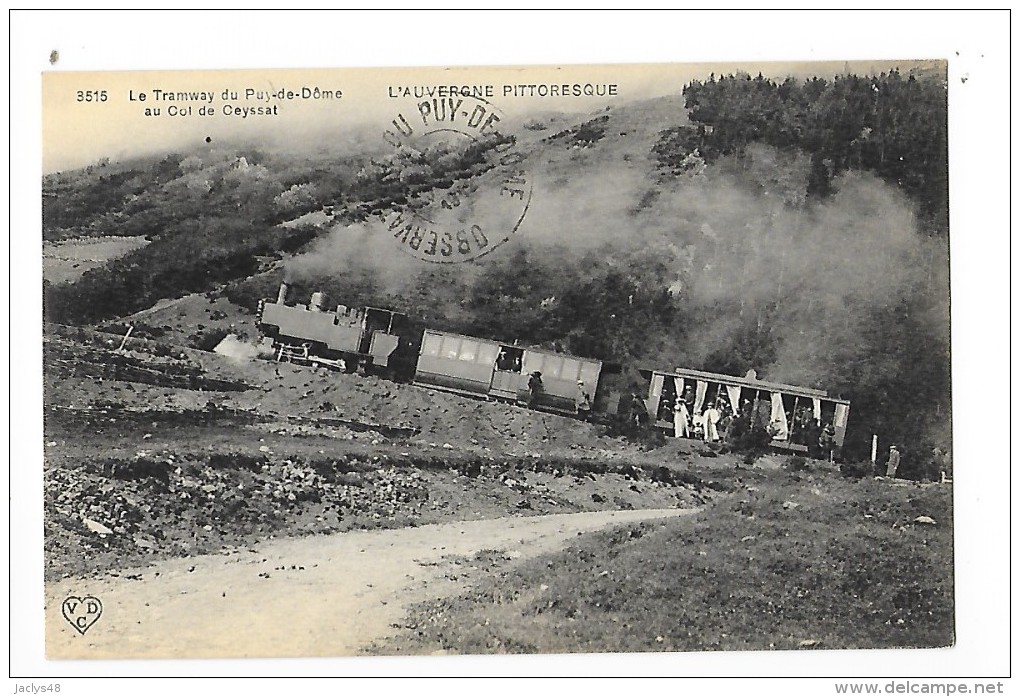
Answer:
[[277, 282, 289, 305], [309, 291, 326, 312]]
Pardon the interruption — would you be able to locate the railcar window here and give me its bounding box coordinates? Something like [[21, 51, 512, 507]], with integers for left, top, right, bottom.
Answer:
[[477, 342, 499, 366], [561, 358, 579, 382], [580, 363, 599, 387], [497, 346, 524, 372], [545, 356, 563, 379], [819, 401, 837, 426], [496, 348, 512, 371], [781, 393, 797, 417], [459, 340, 478, 362], [422, 333, 442, 357], [443, 336, 461, 360]]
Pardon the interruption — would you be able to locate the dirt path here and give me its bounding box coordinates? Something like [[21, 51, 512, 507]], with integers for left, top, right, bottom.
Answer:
[[45, 508, 693, 659]]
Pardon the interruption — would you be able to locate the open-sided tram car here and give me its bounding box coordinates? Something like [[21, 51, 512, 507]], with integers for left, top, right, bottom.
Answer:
[[413, 329, 602, 415], [641, 366, 850, 452]]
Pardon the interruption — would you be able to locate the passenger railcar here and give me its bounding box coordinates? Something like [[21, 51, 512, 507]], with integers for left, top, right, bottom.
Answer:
[[640, 366, 851, 452], [413, 329, 602, 415]]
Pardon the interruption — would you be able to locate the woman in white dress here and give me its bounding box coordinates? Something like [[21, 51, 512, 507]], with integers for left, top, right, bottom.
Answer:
[[702, 402, 721, 443], [673, 398, 690, 438]]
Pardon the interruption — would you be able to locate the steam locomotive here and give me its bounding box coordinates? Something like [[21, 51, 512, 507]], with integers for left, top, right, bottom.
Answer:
[[256, 281, 407, 373], [255, 283, 850, 450]]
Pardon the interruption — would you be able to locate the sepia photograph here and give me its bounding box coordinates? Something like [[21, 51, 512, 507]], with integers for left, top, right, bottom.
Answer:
[[10, 8, 1012, 691]]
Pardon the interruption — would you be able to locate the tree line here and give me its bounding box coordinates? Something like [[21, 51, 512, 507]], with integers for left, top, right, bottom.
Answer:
[[673, 70, 948, 234]]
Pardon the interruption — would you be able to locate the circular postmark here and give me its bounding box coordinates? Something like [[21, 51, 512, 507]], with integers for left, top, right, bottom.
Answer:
[[378, 94, 532, 263]]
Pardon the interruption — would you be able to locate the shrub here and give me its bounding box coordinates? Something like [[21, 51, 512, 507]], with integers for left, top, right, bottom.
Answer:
[[840, 460, 874, 479], [786, 455, 809, 471], [191, 328, 230, 352]]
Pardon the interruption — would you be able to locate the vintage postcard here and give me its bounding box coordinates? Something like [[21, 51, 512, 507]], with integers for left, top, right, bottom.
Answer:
[[22, 16, 1018, 682], [37, 59, 960, 664]]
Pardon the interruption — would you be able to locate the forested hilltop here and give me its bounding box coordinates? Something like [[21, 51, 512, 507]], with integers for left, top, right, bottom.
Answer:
[[43, 69, 950, 470], [680, 71, 948, 233]]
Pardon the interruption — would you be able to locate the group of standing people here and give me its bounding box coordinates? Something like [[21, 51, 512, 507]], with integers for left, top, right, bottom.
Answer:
[[666, 387, 840, 459], [669, 386, 725, 443]]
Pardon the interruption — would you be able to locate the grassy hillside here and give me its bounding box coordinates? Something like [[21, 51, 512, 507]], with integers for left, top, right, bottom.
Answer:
[[384, 466, 954, 654]]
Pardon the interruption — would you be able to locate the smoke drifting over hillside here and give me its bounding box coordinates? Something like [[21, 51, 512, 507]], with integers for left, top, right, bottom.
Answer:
[[284, 120, 950, 453]]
